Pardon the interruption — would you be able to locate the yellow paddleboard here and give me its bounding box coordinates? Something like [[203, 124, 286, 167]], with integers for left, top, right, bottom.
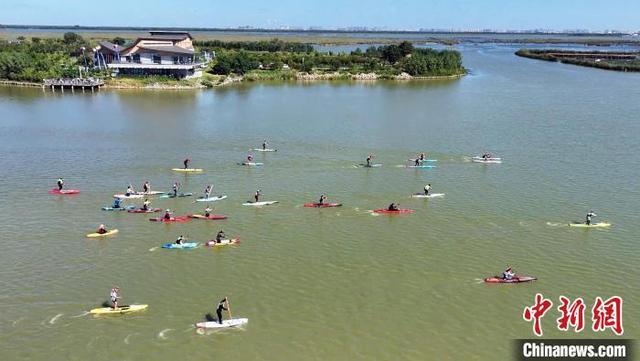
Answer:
[[171, 168, 203, 173], [90, 304, 148, 315], [86, 229, 119, 238], [569, 222, 611, 228]]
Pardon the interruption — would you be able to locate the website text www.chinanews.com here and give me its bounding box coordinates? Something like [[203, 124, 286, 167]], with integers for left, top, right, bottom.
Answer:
[[516, 339, 633, 360]]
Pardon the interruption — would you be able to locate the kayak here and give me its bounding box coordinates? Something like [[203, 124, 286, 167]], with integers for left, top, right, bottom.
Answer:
[[569, 222, 611, 228], [172, 168, 203, 173], [205, 238, 240, 247], [472, 156, 501, 161], [405, 165, 436, 169], [238, 162, 264, 166], [195, 195, 228, 202], [86, 229, 119, 238], [113, 194, 143, 199], [135, 191, 165, 196], [90, 304, 148, 315], [102, 205, 135, 211], [472, 157, 502, 164], [160, 192, 193, 199], [408, 158, 437, 162], [127, 208, 162, 213], [49, 189, 80, 195], [253, 148, 277, 152], [242, 201, 278, 206], [354, 163, 382, 168], [162, 242, 199, 249], [411, 193, 445, 198], [149, 216, 191, 223], [484, 275, 537, 284], [195, 318, 248, 329], [303, 202, 343, 208], [372, 209, 414, 214], [189, 214, 228, 220]]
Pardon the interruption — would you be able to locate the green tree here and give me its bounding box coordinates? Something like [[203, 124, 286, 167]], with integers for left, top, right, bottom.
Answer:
[[63, 32, 82, 44], [112, 37, 126, 46]]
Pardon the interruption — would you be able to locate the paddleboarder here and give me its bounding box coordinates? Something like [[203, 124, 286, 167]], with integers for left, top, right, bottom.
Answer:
[[215, 298, 228, 324], [57, 177, 64, 191], [586, 210, 597, 225], [424, 184, 432, 195], [110, 287, 120, 309]]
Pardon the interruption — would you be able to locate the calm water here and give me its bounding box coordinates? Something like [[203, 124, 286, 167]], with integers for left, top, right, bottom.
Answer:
[[1, 44, 639, 360]]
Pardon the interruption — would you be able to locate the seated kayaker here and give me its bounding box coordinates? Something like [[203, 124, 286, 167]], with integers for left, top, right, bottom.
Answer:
[[482, 153, 492, 160], [216, 230, 226, 243], [97, 224, 108, 234], [215, 298, 228, 324], [125, 185, 134, 197], [204, 207, 212, 217], [388, 203, 399, 211], [586, 210, 597, 225], [110, 287, 120, 309], [366, 154, 373, 167], [142, 199, 150, 211], [163, 209, 172, 220], [247, 154, 254, 163], [502, 267, 515, 280], [424, 184, 432, 195], [254, 190, 261, 203], [419, 153, 426, 161], [175, 235, 185, 245], [112, 197, 123, 209], [318, 194, 327, 205], [142, 181, 150, 193], [183, 158, 190, 169], [57, 177, 64, 191]]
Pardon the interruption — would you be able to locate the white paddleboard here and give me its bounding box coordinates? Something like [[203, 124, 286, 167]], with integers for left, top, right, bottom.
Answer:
[[253, 148, 277, 152], [113, 194, 143, 199], [472, 158, 502, 164], [135, 191, 165, 196], [411, 193, 445, 198], [242, 201, 278, 206], [196, 195, 228, 202], [196, 318, 248, 329]]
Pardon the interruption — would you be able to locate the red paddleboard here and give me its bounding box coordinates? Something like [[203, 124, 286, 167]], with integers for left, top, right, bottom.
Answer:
[[149, 216, 191, 223], [189, 214, 228, 220], [372, 209, 414, 214], [49, 189, 80, 195], [484, 275, 537, 284], [127, 208, 162, 213], [303, 202, 342, 208]]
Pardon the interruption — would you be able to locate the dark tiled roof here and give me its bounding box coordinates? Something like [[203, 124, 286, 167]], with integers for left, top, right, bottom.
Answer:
[[149, 31, 193, 39], [138, 34, 191, 41], [98, 41, 122, 53], [137, 45, 194, 55]]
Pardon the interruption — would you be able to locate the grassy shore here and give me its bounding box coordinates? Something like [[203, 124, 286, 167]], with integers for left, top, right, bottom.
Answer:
[[516, 49, 640, 72]]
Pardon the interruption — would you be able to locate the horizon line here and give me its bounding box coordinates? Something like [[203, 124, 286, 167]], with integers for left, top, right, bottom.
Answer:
[[0, 24, 635, 35]]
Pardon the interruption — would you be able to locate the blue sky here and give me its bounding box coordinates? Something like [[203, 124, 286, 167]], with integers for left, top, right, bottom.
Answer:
[[1, 0, 638, 31]]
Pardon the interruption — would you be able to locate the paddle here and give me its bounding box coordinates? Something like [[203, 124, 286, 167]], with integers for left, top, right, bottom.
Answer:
[[226, 297, 232, 320]]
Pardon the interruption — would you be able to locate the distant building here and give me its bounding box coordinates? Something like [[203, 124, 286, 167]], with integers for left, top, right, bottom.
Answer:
[[94, 31, 206, 78]]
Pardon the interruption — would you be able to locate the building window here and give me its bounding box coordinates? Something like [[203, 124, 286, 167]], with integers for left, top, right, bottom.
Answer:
[[132, 54, 140, 63], [153, 55, 161, 64], [173, 56, 179, 64]]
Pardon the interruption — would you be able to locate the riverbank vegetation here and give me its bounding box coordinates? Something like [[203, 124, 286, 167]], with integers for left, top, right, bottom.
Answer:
[[516, 49, 640, 72], [0, 33, 92, 82], [0, 33, 464, 88], [201, 40, 465, 79]]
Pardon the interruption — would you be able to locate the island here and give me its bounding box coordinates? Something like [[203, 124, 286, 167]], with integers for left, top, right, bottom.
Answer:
[[0, 32, 466, 90], [515, 49, 640, 72]]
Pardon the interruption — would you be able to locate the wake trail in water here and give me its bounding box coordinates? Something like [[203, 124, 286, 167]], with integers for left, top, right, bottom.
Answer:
[[124, 333, 136, 344], [71, 311, 89, 318], [49, 313, 63, 324], [158, 328, 173, 339], [149, 247, 159, 252]]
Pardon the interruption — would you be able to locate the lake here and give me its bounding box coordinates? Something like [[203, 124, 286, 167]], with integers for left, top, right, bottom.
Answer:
[[0, 43, 638, 360]]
